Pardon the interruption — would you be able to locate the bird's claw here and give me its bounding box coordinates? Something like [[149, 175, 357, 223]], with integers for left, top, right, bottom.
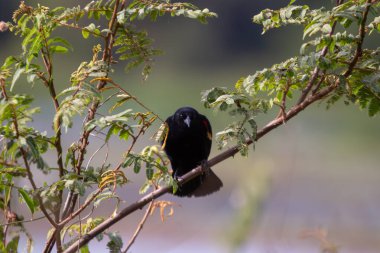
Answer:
[[200, 160, 210, 176]]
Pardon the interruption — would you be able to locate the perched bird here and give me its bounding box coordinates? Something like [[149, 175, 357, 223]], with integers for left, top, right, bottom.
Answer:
[[162, 107, 223, 197]]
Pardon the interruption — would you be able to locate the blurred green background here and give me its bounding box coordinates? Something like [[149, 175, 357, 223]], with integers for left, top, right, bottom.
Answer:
[[1, 0, 380, 252]]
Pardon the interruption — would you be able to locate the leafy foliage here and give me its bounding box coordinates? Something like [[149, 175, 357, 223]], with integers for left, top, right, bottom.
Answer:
[[203, 0, 380, 156], [0, 0, 378, 252], [0, 0, 216, 252]]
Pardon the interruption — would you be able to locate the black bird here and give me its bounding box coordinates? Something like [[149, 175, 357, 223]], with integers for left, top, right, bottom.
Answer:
[[162, 107, 223, 197]]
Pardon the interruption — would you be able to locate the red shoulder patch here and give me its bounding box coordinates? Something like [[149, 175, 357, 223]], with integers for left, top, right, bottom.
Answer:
[[202, 120, 210, 129], [202, 120, 212, 141]]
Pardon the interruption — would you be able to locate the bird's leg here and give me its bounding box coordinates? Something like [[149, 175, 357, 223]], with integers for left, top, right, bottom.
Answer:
[[200, 160, 211, 176]]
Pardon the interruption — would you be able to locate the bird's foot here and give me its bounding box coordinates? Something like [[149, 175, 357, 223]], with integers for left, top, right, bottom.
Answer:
[[200, 160, 211, 176]]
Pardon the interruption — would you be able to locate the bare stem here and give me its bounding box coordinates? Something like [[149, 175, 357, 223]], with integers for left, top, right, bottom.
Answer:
[[122, 201, 154, 253]]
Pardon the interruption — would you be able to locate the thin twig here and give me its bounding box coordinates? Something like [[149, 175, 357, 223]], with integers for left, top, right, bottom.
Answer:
[[276, 79, 291, 123], [57, 22, 107, 38], [58, 188, 104, 227], [0, 214, 49, 227], [107, 79, 165, 123], [122, 201, 154, 253]]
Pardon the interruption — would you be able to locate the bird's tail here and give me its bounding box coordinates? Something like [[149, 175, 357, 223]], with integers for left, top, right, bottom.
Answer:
[[189, 169, 223, 197]]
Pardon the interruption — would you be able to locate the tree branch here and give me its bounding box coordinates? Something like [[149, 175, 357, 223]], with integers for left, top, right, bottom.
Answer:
[[122, 201, 154, 253]]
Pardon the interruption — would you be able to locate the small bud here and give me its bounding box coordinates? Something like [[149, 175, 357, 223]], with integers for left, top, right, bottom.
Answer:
[[0, 21, 9, 32]]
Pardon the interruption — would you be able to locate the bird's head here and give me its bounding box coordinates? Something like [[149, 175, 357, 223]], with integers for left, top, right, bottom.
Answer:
[[174, 107, 199, 128]]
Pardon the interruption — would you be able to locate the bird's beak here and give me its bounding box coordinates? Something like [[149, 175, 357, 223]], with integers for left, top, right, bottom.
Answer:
[[184, 116, 191, 128]]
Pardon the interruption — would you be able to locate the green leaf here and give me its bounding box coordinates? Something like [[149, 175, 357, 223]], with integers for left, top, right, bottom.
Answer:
[[146, 167, 153, 180], [26, 136, 45, 169], [80, 245, 90, 253], [18, 188, 35, 214], [368, 98, 380, 117], [106, 232, 123, 253], [3, 175, 13, 206], [50, 45, 69, 54], [2, 56, 18, 69], [93, 191, 117, 208], [11, 67, 25, 91], [6, 236, 19, 252], [133, 160, 141, 174], [119, 129, 130, 141], [82, 29, 90, 39], [122, 156, 134, 168], [105, 124, 119, 142], [139, 181, 151, 194], [0, 103, 12, 121], [48, 37, 73, 50], [0, 167, 27, 177]]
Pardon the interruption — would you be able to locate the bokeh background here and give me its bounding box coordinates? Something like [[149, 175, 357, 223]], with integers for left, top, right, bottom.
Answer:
[[1, 0, 380, 252]]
